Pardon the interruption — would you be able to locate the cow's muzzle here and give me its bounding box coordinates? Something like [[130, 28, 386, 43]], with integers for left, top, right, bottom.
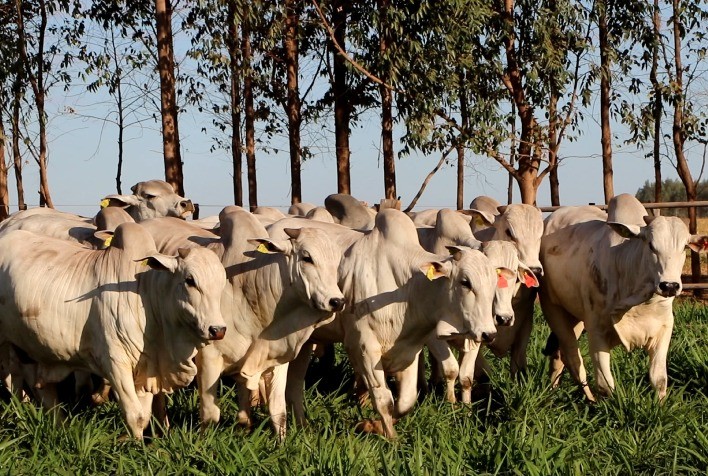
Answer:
[[208, 325, 227, 340], [658, 281, 681, 297]]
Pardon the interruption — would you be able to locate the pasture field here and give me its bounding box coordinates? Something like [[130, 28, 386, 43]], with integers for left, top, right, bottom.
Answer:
[[1, 301, 706, 475]]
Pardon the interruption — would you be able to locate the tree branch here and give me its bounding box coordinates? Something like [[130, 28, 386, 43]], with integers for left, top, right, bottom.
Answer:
[[404, 144, 455, 212], [311, 0, 402, 94]]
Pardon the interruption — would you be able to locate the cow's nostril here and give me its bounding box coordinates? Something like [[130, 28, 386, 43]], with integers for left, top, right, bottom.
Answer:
[[530, 266, 544, 276], [482, 331, 496, 343], [329, 297, 344, 312], [495, 315, 512, 326], [208, 325, 227, 340]]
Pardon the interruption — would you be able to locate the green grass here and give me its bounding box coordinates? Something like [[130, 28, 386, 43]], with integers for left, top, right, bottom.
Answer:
[[1, 302, 707, 475]]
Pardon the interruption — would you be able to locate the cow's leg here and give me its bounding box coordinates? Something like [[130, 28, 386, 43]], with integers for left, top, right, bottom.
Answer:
[[286, 342, 314, 427], [541, 302, 593, 400], [151, 392, 169, 434], [195, 344, 224, 427], [347, 335, 396, 439], [587, 326, 615, 397], [109, 369, 148, 439], [647, 319, 673, 400], [459, 340, 482, 404], [264, 363, 289, 441], [394, 354, 421, 418], [509, 291, 535, 376], [425, 337, 458, 403]]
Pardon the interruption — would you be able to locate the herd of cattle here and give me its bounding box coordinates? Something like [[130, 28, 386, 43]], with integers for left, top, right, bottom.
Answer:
[[0, 179, 705, 440]]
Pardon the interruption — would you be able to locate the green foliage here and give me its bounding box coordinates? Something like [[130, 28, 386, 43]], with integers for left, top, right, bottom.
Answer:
[[1, 302, 706, 474], [635, 178, 708, 216]]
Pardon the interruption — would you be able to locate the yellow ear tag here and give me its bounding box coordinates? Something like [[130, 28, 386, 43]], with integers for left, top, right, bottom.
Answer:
[[100, 198, 110, 209], [103, 236, 113, 248], [256, 243, 270, 254], [426, 265, 436, 281], [474, 216, 485, 227], [141, 259, 149, 266]]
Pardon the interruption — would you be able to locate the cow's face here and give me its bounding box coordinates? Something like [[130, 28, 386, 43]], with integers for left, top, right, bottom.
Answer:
[[609, 216, 703, 298], [288, 228, 345, 314], [494, 204, 544, 276], [431, 247, 497, 343], [481, 240, 520, 326], [144, 247, 227, 341], [102, 180, 194, 222]]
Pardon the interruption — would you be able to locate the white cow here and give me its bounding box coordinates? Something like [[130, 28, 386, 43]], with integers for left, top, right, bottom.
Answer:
[[324, 193, 377, 230], [539, 195, 708, 400], [417, 209, 537, 402], [139, 208, 345, 438], [0, 207, 134, 250], [0, 223, 227, 438], [290, 209, 498, 438], [101, 179, 195, 221], [466, 198, 545, 378]]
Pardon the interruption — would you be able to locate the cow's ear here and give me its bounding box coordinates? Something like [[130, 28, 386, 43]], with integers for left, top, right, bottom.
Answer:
[[283, 228, 302, 240], [687, 235, 708, 253], [460, 209, 496, 228], [420, 261, 452, 281], [138, 254, 179, 272], [100, 195, 138, 209], [445, 245, 466, 261], [607, 222, 642, 239], [94, 230, 114, 249], [247, 237, 292, 254], [496, 267, 515, 288], [517, 263, 539, 288]]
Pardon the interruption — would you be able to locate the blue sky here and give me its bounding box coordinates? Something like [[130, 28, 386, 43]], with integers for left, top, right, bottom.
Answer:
[[8, 71, 703, 219]]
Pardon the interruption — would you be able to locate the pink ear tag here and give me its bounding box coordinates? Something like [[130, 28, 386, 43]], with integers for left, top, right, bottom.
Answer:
[[524, 272, 537, 288], [496, 269, 508, 288]]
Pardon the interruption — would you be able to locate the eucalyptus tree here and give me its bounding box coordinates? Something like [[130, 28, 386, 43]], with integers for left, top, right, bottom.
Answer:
[[11, 0, 83, 209], [397, 0, 589, 207], [78, 3, 156, 194]]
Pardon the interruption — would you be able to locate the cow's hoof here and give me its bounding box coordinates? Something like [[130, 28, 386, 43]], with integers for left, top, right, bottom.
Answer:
[[354, 419, 386, 435]]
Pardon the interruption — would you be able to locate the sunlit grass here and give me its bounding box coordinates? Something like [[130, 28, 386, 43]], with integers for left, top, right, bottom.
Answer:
[[1, 301, 706, 474]]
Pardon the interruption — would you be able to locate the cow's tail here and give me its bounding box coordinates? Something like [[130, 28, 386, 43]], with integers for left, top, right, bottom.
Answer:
[[542, 332, 560, 356]]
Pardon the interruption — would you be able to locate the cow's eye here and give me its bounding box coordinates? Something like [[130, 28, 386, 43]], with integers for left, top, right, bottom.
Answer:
[[461, 278, 472, 289], [302, 253, 314, 264], [185, 276, 197, 287], [142, 193, 156, 199]]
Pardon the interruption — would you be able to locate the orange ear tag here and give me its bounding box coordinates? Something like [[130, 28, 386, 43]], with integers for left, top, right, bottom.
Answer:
[[256, 243, 269, 254], [426, 265, 436, 281], [496, 269, 508, 288], [702, 239, 708, 251], [524, 272, 537, 288]]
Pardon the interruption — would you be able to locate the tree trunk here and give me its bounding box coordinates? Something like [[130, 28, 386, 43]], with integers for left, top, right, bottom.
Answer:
[[16, 0, 53, 208], [457, 70, 468, 210], [378, 0, 396, 200], [549, 89, 560, 206], [501, 0, 539, 205], [669, 0, 699, 287], [155, 0, 184, 196], [331, 0, 351, 194], [651, 0, 662, 204], [284, 0, 301, 205], [0, 108, 9, 220], [228, 0, 243, 206], [508, 102, 516, 204], [11, 60, 25, 211], [243, 9, 257, 211], [598, 0, 614, 203], [111, 29, 124, 194]]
